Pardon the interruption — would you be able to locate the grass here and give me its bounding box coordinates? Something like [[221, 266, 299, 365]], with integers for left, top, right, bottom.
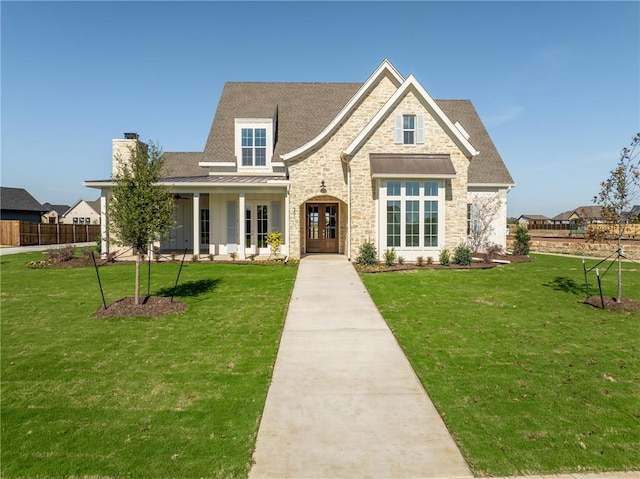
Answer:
[[1, 251, 298, 479], [360, 254, 639, 477]]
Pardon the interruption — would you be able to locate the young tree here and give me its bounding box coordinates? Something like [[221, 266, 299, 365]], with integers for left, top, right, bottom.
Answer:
[[592, 133, 640, 302], [467, 192, 503, 253], [108, 140, 176, 304]]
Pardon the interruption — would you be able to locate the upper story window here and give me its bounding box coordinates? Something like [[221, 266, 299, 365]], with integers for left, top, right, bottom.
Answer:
[[235, 119, 274, 170], [395, 114, 425, 145], [241, 127, 267, 166]]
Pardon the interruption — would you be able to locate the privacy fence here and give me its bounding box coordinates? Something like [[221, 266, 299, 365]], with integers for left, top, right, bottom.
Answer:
[[0, 221, 100, 247]]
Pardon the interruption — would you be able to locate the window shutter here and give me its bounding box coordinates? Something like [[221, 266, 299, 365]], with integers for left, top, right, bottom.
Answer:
[[226, 201, 237, 252], [271, 201, 281, 233], [416, 115, 425, 144], [394, 114, 403, 144]]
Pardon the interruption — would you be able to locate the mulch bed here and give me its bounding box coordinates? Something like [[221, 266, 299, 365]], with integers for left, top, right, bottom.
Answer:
[[583, 295, 640, 313], [356, 254, 533, 273], [93, 296, 187, 318]]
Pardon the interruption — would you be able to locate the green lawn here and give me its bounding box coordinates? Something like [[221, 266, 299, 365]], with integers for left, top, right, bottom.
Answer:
[[361, 254, 639, 477], [1, 252, 297, 479]]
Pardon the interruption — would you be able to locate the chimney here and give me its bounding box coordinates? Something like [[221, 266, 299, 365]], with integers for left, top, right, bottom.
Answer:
[[112, 132, 142, 177]]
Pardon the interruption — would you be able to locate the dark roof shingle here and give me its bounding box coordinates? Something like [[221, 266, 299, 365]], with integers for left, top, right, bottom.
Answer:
[[0, 187, 46, 212]]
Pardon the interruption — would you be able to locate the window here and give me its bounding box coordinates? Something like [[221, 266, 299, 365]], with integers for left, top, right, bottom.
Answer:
[[395, 114, 425, 145], [200, 209, 210, 244], [236, 119, 273, 169], [241, 128, 267, 166], [383, 180, 441, 249], [403, 115, 415, 144]]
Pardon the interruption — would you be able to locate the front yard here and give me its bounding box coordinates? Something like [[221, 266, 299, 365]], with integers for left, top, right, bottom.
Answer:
[[1, 252, 297, 478], [361, 253, 639, 477]]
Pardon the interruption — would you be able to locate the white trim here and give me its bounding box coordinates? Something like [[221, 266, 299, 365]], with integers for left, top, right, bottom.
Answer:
[[372, 173, 457, 179], [454, 121, 471, 140], [468, 182, 515, 188], [199, 161, 236, 167], [281, 59, 404, 162], [343, 75, 479, 159], [235, 118, 274, 170]]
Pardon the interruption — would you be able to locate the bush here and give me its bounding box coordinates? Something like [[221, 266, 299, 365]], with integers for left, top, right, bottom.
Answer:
[[397, 255, 404, 265], [45, 245, 76, 263], [416, 256, 424, 267], [453, 243, 473, 266], [439, 248, 450, 266], [384, 248, 397, 267], [483, 243, 504, 262], [513, 224, 531, 256], [426, 256, 433, 265], [356, 242, 378, 266]]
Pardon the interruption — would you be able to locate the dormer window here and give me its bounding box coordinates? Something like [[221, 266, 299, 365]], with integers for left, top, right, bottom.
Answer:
[[236, 119, 274, 170], [242, 127, 267, 166]]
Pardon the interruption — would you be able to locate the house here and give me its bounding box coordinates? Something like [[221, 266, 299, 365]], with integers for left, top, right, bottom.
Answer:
[[0, 187, 47, 223], [85, 60, 514, 261], [518, 214, 551, 226], [60, 199, 101, 225], [42, 203, 71, 224]]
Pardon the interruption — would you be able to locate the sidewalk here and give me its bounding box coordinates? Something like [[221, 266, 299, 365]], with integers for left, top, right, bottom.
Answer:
[[248, 254, 473, 479]]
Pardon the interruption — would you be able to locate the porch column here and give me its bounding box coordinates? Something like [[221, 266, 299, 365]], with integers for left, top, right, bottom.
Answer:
[[238, 193, 245, 259], [285, 186, 290, 257], [209, 194, 215, 255], [193, 193, 200, 256], [100, 193, 108, 256]]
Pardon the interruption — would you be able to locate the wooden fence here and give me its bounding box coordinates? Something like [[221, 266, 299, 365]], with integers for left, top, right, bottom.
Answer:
[[0, 221, 101, 247]]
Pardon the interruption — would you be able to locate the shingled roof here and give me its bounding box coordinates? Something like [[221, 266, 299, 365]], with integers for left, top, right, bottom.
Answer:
[[0, 187, 46, 212], [163, 80, 513, 187]]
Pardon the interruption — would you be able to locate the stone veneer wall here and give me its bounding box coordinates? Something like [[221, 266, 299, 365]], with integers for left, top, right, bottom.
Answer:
[[508, 237, 640, 258], [287, 74, 399, 258], [286, 77, 471, 259], [349, 91, 469, 258]]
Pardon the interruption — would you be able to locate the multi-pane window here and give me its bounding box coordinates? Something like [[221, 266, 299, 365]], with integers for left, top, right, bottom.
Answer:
[[384, 180, 440, 249], [403, 115, 415, 144], [257, 205, 268, 248], [241, 127, 267, 166], [200, 209, 210, 244], [386, 200, 401, 247]]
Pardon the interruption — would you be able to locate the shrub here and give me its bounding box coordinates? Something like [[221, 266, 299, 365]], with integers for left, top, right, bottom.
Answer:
[[208, 253, 215, 261], [266, 232, 284, 257], [513, 224, 531, 256], [384, 248, 397, 267], [356, 241, 378, 266], [416, 256, 424, 267], [439, 248, 450, 266], [45, 244, 76, 263], [484, 243, 504, 262], [426, 256, 433, 265], [397, 256, 404, 265], [453, 243, 473, 266]]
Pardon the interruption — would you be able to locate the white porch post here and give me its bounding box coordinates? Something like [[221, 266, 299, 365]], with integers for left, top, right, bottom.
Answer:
[[238, 193, 245, 259], [285, 186, 290, 257], [209, 194, 215, 255], [100, 193, 108, 256], [193, 193, 200, 256]]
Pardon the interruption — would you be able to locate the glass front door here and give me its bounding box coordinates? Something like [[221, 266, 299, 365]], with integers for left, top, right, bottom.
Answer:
[[245, 204, 269, 254], [306, 203, 339, 253]]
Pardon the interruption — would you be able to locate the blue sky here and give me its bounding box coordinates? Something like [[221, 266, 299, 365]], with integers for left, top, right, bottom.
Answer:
[[2, 1, 638, 218]]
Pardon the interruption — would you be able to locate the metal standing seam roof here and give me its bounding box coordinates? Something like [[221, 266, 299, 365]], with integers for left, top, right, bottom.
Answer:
[[369, 154, 456, 177], [160, 175, 288, 185]]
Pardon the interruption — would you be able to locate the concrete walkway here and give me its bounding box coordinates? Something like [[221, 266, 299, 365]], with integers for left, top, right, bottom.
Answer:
[[248, 254, 473, 479]]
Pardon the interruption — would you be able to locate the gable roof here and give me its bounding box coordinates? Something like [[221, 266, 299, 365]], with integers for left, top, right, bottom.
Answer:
[[0, 187, 46, 212], [163, 60, 513, 187], [42, 203, 71, 215], [343, 75, 478, 160], [203, 82, 362, 164]]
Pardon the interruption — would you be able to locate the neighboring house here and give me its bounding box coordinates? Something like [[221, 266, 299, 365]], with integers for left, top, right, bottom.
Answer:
[[42, 203, 71, 224], [551, 210, 572, 226], [0, 187, 47, 222], [569, 206, 606, 224], [85, 60, 514, 261], [60, 199, 101, 225], [624, 205, 640, 223], [518, 214, 551, 226]]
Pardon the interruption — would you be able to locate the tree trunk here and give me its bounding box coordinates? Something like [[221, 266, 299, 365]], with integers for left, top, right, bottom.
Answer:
[[135, 251, 141, 305]]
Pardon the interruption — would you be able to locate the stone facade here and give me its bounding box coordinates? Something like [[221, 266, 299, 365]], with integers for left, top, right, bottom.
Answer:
[[288, 77, 472, 260]]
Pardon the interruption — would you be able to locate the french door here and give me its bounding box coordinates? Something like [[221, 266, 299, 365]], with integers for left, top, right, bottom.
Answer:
[[306, 203, 338, 253]]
